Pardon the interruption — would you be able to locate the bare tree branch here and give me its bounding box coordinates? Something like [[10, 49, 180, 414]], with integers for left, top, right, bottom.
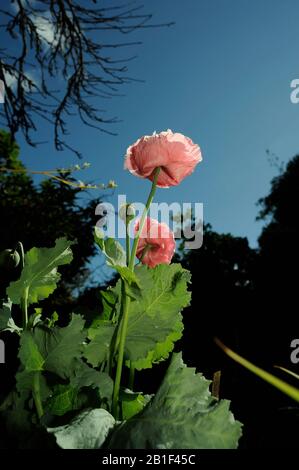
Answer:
[[0, 0, 173, 156]]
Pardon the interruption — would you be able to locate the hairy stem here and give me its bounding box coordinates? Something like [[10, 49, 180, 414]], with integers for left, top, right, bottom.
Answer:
[[112, 167, 160, 418], [128, 168, 160, 270], [112, 293, 131, 417], [126, 212, 131, 266]]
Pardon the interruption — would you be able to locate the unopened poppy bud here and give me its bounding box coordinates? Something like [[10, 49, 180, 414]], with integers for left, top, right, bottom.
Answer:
[[0, 249, 20, 270]]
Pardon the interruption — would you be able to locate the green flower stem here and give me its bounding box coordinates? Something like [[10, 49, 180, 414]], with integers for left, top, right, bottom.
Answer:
[[112, 167, 160, 418], [126, 214, 131, 266], [112, 293, 131, 417], [16, 241, 25, 269], [18, 242, 28, 329], [128, 167, 160, 270], [32, 372, 44, 420], [21, 286, 29, 329]]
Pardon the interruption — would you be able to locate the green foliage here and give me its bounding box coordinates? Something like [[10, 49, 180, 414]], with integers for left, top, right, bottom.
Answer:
[[0, 148, 243, 450], [0, 131, 101, 305], [16, 370, 51, 402], [0, 299, 21, 333], [18, 314, 85, 379], [125, 264, 191, 369], [109, 353, 242, 449], [70, 361, 113, 402], [0, 299, 11, 330], [7, 238, 75, 305], [100, 289, 119, 321], [0, 130, 22, 168], [84, 320, 115, 367], [85, 264, 191, 371], [120, 389, 152, 420], [47, 408, 115, 449], [95, 227, 126, 267], [94, 227, 140, 286], [46, 385, 84, 416], [131, 320, 183, 370]]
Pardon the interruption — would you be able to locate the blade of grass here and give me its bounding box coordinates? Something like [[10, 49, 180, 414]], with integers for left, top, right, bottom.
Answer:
[[215, 338, 299, 403], [274, 366, 299, 381]]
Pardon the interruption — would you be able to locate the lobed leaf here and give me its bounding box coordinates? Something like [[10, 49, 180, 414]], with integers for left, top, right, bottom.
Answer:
[[124, 264, 191, 368], [108, 353, 242, 449], [47, 408, 115, 449], [7, 238, 75, 305]]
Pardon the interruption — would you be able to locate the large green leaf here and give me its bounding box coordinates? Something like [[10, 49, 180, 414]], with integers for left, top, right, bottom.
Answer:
[[7, 238, 75, 305], [124, 264, 191, 369], [16, 316, 96, 419], [44, 362, 113, 416], [85, 264, 190, 371], [108, 353, 242, 449], [47, 408, 115, 449], [18, 314, 85, 379]]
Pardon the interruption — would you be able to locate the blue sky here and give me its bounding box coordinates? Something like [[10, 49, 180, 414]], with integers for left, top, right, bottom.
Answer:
[[6, 0, 299, 248]]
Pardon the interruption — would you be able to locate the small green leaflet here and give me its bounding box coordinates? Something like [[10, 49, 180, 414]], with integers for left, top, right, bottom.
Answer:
[[0, 299, 12, 331], [95, 227, 126, 267], [47, 408, 115, 449], [94, 227, 140, 287], [0, 299, 22, 334], [7, 238, 75, 305], [108, 353, 242, 449], [120, 389, 152, 420]]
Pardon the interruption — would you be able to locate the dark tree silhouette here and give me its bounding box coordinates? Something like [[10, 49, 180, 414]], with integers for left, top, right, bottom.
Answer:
[[0, 130, 102, 305], [253, 154, 299, 368], [0, 1, 172, 156], [175, 223, 256, 373], [257, 155, 299, 297]]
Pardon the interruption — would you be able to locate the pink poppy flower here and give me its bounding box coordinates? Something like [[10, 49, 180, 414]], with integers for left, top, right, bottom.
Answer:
[[125, 129, 202, 188], [135, 217, 176, 268]]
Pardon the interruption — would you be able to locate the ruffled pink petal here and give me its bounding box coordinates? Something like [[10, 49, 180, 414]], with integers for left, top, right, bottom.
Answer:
[[125, 130, 202, 188], [134, 217, 175, 268]]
